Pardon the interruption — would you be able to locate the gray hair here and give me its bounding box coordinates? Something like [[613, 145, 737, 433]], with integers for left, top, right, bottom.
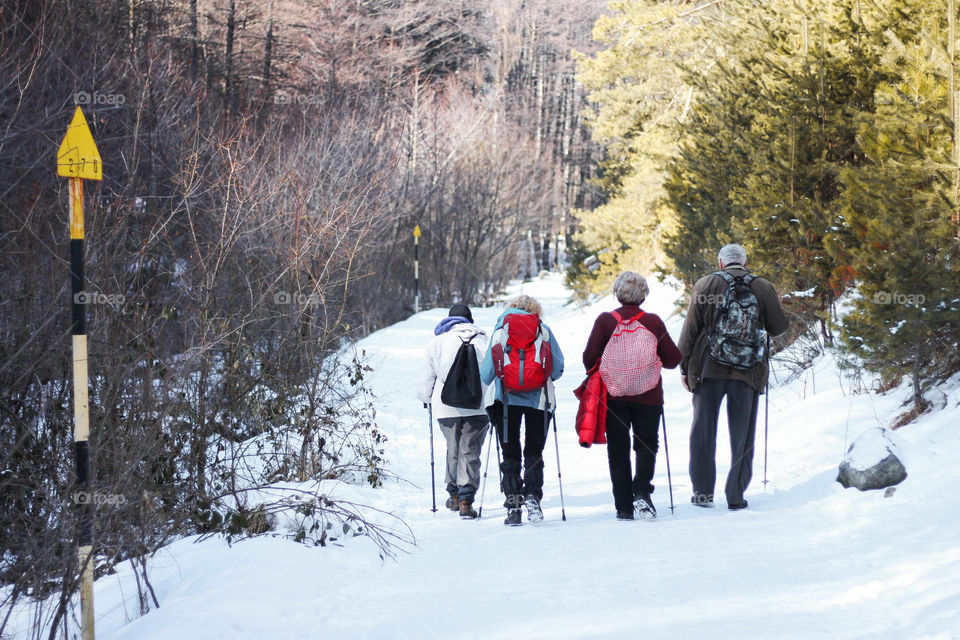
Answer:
[[718, 243, 748, 267], [506, 294, 542, 316], [613, 271, 650, 305]]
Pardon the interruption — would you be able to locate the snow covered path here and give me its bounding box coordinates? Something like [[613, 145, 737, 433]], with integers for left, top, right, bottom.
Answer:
[[33, 274, 960, 639]]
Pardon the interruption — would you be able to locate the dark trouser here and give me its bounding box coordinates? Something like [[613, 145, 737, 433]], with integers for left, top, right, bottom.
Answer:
[[689, 377, 760, 505], [437, 415, 489, 503], [498, 404, 548, 508], [606, 399, 662, 513]]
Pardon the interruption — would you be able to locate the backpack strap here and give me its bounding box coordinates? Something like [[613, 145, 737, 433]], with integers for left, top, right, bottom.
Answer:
[[537, 321, 550, 342], [610, 310, 644, 325], [538, 317, 554, 416], [500, 322, 511, 352], [491, 325, 508, 381], [714, 270, 758, 291], [492, 323, 511, 441], [712, 270, 735, 284], [714, 269, 755, 283]]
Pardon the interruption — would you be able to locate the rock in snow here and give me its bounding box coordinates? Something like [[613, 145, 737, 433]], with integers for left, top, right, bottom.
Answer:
[[837, 427, 908, 491]]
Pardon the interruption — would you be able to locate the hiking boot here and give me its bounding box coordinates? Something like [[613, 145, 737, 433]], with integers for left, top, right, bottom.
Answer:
[[728, 499, 749, 511], [616, 510, 634, 521], [691, 493, 714, 508], [504, 508, 522, 526], [524, 495, 544, 523], [459, 500, 478, 519], [633, 492, 657, 520], [445, 493, 459, 512]]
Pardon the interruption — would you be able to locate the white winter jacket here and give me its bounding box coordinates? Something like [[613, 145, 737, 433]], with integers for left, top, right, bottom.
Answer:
[[416, 322, 490, 420]]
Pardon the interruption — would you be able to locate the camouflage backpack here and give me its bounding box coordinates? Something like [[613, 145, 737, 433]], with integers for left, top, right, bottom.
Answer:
[[707, 271, 764, 370]]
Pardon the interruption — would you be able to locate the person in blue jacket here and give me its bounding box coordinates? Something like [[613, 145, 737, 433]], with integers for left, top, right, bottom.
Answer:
[[480, 295, 564, 526]]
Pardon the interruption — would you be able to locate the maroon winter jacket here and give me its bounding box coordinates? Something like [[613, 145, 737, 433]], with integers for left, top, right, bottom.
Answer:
[[582, 305, 683, 406]]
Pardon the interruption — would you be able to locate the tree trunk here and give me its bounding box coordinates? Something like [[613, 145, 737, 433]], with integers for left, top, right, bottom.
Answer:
[[951, 0, 960, 235], [225, 0, 236, 108], [263, 2, 274, 99], [912, 336, 923, 409], [535, 52, 545, 158], [190, 0, 199, 79], [128, 0, 136, 53]]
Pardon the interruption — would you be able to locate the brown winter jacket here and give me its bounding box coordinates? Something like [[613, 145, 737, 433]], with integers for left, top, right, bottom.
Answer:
[[678, 265, 790, 393]]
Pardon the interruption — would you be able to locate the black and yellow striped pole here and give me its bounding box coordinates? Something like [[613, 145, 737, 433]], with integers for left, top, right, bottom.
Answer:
[[57, 106, 101, 640], [413, 224, 421, 313]]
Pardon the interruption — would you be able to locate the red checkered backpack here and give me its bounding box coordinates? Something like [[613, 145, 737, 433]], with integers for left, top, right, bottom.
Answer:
[[599, 311, 662, 396], [491, 313, 553, 392]]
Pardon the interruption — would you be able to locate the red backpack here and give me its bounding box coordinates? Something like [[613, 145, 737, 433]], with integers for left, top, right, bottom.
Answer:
[[491, 313, 553, 393]]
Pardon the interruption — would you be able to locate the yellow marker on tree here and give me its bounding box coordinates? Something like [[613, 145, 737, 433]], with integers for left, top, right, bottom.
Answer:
[[57, 105, 100, 640]]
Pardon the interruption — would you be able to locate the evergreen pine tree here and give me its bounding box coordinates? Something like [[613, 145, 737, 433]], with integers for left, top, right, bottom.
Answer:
[[723, 0, 887, 335], [573, 0, 727, 290], [830, 0, 960, 411]]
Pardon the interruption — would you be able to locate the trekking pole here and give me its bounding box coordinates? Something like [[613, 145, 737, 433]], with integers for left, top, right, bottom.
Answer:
[[502, 392, 511, 508], [660, 411, 676, 515], [763, 333, 771, 489], [494, 420, 503, 491], [477, 422, 495, 518], [550, 411, 567, 521], [427, 403, 437, 513]]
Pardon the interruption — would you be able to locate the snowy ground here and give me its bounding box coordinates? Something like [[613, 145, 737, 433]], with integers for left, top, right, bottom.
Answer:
[[12, 274, 960, 639]]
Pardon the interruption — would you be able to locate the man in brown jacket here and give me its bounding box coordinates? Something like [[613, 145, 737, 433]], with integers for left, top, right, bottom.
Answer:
[[678, 244, 789, 510]]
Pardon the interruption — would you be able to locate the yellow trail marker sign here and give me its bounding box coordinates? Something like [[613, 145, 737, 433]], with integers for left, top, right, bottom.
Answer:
[[58, 105, 100, 640], [57, 107, 102, 181], [413, 224, 421, 239]]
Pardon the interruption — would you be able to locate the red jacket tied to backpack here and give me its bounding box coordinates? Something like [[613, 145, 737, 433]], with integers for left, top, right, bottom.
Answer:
[[574, 364, 607, 447], [491, 313, 553, 393]]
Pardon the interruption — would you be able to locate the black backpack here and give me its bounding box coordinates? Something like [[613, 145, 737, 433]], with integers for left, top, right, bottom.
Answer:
[[441, 334, 483, 409], [707, 271, 764, 370]]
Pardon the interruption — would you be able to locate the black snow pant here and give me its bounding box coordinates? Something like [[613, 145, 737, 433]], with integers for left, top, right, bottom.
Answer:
[[689, 377, 760, 506], [605, 399, 662, 514], [498, 404, 549, 509]]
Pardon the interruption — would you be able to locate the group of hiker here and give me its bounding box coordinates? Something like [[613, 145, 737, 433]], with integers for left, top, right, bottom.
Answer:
[[415, 243, 789, 525]]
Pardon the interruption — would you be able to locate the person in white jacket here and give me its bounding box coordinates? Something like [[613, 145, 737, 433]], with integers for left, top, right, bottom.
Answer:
[[416, 304, 490, 518]]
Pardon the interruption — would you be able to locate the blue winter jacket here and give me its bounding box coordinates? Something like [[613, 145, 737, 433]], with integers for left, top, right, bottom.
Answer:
[[479, 307, 564, 410]]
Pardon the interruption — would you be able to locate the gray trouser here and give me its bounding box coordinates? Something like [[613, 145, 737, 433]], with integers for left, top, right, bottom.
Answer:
[[438, 415, 489, 502], [689, 377, 760, 505]]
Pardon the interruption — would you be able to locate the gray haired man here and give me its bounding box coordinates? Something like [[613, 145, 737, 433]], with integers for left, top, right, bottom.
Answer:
[[677, 244, 789, 510]]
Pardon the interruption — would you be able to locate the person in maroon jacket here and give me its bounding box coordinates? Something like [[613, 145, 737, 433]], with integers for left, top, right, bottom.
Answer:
[[583, 271, 682, 520]]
